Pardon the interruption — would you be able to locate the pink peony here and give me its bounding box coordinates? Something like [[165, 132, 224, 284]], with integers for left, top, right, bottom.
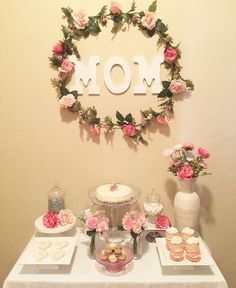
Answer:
[[58, 209, 74, 226], [110, 1, 122, 15], [198, 147, 210, 159], [169, 79, 187, 95], [156, 115, 168, 125], [141, 11, 157, 30], [177, 165, 194, 180], [89, 124, 100, 135], [164, 47, 177, 64], [59, 94, 76, 108], [52, 42, 64, 54], [122, 124, 136, 137], [122, 213, 133, 231], [86, 216, 99, 231], [96, 216, 109, 234], [183, 142, 194, 151], [43, 211, 58, 228], [72, 10, 89, 30], [58, 59, 73, 73], [155, 215, 171, 230]]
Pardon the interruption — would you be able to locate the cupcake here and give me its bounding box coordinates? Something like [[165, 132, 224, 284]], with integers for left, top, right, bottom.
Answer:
[[169, 236, 184, 262], [104, 247, 113, 255], [108, 254, 118, 263], [181, 227, 195, 246], [185, 236, 201, 262], [118, 254, 126, 261], [114, 248, 122, 256], [165, 227, 179, 250]]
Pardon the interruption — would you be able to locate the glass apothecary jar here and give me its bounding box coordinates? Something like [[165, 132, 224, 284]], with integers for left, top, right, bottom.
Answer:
[[47, 185, 65, 213]]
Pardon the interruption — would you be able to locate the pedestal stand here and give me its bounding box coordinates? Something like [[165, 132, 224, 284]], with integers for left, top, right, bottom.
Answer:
[[88, 184, 140, 243]]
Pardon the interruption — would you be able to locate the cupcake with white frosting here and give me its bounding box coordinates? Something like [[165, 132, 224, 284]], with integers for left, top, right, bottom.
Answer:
[[181, 227, 195, 245], [165, 227, 179, 250], [185, 236, 201, 262], [169, 236, 184, 262]]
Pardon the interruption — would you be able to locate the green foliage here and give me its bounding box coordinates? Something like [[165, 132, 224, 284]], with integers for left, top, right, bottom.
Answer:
[[49, 56, 61, 67], [148, 0, 157, 12], [97, 5, 107, 17], [116, 111, 125, 124]]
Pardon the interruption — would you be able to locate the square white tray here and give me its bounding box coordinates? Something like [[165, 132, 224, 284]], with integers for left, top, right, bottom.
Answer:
[[18, 237, 76, 265], [156, 238, 215, 266]]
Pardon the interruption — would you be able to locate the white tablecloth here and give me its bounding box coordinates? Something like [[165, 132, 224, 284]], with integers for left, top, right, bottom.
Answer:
[[3, 228, 228, 288]]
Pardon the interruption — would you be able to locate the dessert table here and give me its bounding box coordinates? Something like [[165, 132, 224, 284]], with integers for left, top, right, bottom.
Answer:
[[3, 228, 228, 288]]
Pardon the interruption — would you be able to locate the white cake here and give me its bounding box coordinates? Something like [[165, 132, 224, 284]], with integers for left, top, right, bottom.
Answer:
[[95, 183, 133, 203]]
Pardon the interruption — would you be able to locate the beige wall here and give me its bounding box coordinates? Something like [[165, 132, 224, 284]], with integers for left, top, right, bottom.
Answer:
[[1, 0, 236, 287]]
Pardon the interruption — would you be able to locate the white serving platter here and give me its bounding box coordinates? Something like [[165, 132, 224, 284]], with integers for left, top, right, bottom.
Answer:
[[18, 237, 76, 265], [156, 238, 215, 266], [34, 215, 76, 234]]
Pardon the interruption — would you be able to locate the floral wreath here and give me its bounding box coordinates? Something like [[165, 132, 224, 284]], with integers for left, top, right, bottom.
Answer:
[[50, 1, 194, 145]]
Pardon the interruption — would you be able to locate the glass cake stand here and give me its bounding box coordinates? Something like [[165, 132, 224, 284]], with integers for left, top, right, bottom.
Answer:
[[88, 184, 140, 243]]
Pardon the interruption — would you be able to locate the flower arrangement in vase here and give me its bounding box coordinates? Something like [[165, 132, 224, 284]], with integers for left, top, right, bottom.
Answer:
[[122, 211, 146, 259], [80, 209, 109, 258], [163, 142, 211, 231]]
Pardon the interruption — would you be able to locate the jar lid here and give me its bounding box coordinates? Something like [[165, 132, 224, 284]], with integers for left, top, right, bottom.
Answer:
[[48, 185, 64, 197]]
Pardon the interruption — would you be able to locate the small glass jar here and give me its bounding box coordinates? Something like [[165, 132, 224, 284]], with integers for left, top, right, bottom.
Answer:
[[47, 185, 65, 213], [143, 188, 163, 224]]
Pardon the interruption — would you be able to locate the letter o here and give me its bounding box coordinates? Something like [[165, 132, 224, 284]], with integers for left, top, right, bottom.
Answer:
[[103, 57, 131, 94]]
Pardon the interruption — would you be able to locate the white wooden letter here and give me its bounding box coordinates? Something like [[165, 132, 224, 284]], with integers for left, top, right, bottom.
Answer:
[[103, 57, 131, 94], [74, 56, 100, 95], [133, 56, 163, 94]]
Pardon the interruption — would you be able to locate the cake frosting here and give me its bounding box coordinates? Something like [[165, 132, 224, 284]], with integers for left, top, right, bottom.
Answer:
[[95, 183, 133, 203]]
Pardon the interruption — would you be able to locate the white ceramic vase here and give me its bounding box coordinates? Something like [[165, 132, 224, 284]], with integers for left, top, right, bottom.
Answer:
[[174, 179, 200, 231]]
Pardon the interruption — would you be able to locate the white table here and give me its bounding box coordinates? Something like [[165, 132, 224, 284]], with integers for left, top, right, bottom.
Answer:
[[3, 228, 228, 288]]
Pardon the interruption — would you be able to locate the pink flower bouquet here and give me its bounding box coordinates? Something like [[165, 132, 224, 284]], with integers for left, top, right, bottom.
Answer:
[[122, 211, 146, 236], [163, 143, 211, 179], [84, 210, 109, 236]]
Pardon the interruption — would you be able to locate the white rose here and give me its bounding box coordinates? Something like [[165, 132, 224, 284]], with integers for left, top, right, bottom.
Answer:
[[173, 144, 183, 151], [163, 148, 175, 157], [72, 10, 89, 30], [141, 12, 157, 30]]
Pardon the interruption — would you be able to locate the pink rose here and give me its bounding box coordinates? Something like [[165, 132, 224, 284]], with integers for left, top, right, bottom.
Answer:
[[198, 147, 210, 159], [177, 165, 194, 180], [122, 214, 133, 231], [110, 1, 122, 15], [52, 42, 64, 54], [164, 47, 177, 64], [86, 216, 99, 231], [183, 142, 194, 151], [72, 10, 89, 30], [122, 124, 136, 137], [169, 79, 187, 95], [89, 125, 100, 135], [141, 11, 157, 30], [58, 59, 73, 73], [156, 115, 168, 125], [58, 209, 74, 226], [59, 94, 76, 108], [43, 212, 58, 228], [155, 215, 171, 230]]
